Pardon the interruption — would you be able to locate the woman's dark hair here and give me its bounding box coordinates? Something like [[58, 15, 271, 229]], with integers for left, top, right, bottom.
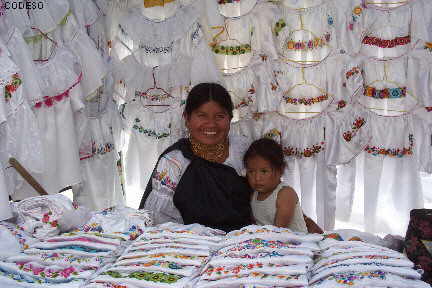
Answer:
[[243, 138, 286, 172], [184, 83, 233, 119]]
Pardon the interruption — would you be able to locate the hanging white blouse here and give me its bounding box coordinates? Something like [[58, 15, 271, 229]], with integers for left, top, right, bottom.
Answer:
[[0, 38, 43, 199], [263, 55, 362, 118], [346, 0, 432, 59], [7, 0, 106, 97], [357, 50, 432, 116], [414, 107, 432, 173], [16, 47, 85, 198], [73, 79, 125, 212], [271, 0, 343, 67]]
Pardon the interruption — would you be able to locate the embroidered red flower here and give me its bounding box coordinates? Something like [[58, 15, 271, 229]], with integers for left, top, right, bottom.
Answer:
[[50, 220, 58, 227], [42, 213, 50, 223], [337, 100, 346, 110], [343, 131, 353, 142]]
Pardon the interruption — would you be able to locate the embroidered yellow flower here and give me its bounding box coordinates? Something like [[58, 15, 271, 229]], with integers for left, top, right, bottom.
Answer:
[[353, 6, 362, 15]]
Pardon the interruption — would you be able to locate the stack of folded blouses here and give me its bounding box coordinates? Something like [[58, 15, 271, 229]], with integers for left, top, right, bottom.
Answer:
[[309, 233, 431, 288], [0, 229, 130, 287], [85, 222, 225, 288], [196, 225, 322, 288]]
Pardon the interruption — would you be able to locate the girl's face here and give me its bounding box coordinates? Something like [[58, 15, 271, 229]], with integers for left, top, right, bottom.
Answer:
[[185, 101, 231, 145], [246, 155, 282, 194]]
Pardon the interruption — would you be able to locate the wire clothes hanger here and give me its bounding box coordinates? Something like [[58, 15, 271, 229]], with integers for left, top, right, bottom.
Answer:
[[29, 26, 58, 62], [137, 66, 174, 113]]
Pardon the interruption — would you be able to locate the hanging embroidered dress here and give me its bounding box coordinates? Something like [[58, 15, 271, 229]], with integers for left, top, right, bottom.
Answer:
[[4, 0, 106, 97], [21, 48, 85, 197], [73, 77, 125, 211], [0, 26, 44, 199]]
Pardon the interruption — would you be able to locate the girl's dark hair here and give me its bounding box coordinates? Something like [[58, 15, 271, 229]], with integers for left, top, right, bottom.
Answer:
[[184, 83, 233, 119], [243, 138, 286, 171]]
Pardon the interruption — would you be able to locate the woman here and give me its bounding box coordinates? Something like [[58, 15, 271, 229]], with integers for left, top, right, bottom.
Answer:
[[139, 83, 253, 232]]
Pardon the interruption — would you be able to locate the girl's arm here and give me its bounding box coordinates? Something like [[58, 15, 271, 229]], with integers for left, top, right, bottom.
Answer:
[[274, 187, 298, 228]]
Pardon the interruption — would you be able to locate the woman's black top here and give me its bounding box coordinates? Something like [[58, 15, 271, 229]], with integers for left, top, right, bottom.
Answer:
[[139, 138, 252, 232]]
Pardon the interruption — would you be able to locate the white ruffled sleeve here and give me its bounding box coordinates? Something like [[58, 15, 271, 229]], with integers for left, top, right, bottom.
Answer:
[[143, 150, 188, 225]]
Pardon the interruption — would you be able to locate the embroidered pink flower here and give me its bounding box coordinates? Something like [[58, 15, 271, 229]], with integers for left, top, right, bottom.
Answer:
[[32, 266, 44, 275], [50, 220, 58, 227], [60, 267, 75, 278]]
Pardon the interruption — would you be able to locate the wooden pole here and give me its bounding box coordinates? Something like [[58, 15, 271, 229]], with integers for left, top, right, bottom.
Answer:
[[8, 158, 48, 196]]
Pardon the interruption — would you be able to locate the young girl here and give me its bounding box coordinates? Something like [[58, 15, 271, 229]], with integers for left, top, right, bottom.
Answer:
[[244, 138, 322, 233]]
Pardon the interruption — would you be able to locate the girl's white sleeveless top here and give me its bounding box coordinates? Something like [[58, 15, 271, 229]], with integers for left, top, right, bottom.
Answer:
[[251, 183, 308, 233]]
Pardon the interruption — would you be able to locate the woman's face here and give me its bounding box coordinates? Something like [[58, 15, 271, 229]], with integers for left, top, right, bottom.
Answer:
[[185, 101, 231, 145]]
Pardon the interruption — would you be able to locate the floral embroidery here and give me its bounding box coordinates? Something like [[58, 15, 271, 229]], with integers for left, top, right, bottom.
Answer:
[[121, 253, 207, 261], [205, 262, 283, 276], [138, 43, 173, 54], [343, 117, 365, 142], [324, 233, 343, 241], [260, 54, 268, 62], [364, 86, 407, 99], [17, 262, 79, 279], [132, 118, 170, 139], [0, 223, 30, 249], [4, 73, 22, 102], [319, 255, 394, 269], [218, 0, 240, 4], [283, 142, 325, 158], [224, 251, 284, 259], [286, 33, 331, 51], [273, 19, 286, 37], [39, 252, 102, 266], [120, 260, 184, 270], [346, 67, 360, 80], [329, 270, 385, 285], [365, 134, 413, 157], [102, 270, 183, 283], [337, 100, 347, 110], [424, 42, 432, 52], [235, 95, 253, 109], [34, 73, 82, 108], [39, 245, 110, 253], [135, 90, 171, 101], [283, 94, 329, 105], [264, 129, 281, 140], [362, 35, 411, 48], [211, 43, 251, 55], [221, 238, 302, 254], [41, 211, 59, 228], [80, 142, 115, 160], [153, 170, 177, 190]]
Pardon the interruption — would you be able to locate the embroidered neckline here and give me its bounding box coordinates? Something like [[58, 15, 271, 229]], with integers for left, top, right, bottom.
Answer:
[[211, 43, 251, 55], [365, 133, 413, 157], [285, 32, 331, 51], [283, 142, 325, 158], [33, 72, 82, 108], [283, 94, 329, 105], [132, 118, 171, 139], [364, 86, 407, 99], [362, 35, 411, 48]]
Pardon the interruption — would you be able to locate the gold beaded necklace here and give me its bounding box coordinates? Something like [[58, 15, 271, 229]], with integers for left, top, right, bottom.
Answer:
[[190, 137, 229, 163]]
